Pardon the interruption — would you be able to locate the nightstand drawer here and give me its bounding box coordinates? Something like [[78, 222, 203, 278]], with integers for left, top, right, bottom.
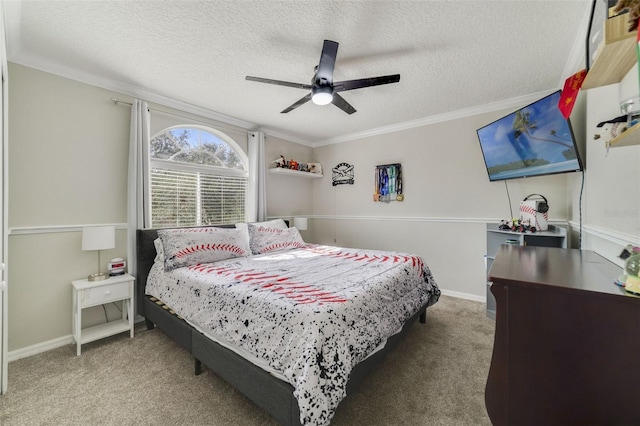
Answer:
[[80, 281, 130, 307]]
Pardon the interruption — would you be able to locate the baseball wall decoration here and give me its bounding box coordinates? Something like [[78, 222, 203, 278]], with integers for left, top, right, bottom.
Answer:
[[332, 163, 355, 186]]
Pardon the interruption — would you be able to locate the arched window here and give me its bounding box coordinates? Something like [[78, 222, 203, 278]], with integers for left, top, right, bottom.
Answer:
[[149, 126, 248, 228]]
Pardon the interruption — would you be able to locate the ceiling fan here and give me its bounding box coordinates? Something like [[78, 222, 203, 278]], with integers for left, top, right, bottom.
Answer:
[[245, 40, 400, 115]]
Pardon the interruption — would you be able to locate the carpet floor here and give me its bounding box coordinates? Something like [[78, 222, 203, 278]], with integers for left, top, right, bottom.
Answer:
[[0, 295, 494, 425]]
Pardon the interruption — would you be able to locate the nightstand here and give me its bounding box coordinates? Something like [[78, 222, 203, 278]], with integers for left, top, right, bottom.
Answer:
[[71, 273, 135, 356]]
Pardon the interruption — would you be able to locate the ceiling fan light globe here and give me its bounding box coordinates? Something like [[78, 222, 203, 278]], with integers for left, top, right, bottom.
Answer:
[[312, 92, 333, 105]]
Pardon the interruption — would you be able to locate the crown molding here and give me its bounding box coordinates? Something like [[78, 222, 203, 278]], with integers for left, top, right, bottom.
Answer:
[[10, 50, 260, 131], [311, 90, 556, 147], [9, 49, 317, 146], [257, 126, 315, 147]]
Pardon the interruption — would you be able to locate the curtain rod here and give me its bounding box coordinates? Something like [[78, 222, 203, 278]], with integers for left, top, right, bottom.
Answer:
[[110, 97, 252, 135], [111, 97, 132, 106]]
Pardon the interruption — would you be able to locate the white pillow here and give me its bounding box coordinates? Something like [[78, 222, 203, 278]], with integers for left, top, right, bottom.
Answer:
[[248, 224, 305, 254], [158, 227, 251, 271], [236, 218, 288, 247]]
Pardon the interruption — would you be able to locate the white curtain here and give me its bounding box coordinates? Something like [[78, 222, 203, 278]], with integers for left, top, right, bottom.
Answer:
[[247, 131, 267, 222], [127, 99, 151, 278], [0, 0, 8, 395]]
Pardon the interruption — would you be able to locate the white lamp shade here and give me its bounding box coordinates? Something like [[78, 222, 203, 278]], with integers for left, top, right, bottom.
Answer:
[[82, 226, 115, 251], [293, 217, 308, 231]]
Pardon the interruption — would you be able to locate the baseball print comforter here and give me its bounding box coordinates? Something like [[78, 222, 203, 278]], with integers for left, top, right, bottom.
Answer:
[[146, 244, 440, 425]]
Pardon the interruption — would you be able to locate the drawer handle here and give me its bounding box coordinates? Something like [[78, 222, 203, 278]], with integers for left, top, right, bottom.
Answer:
[[105, 290, 111, 295]]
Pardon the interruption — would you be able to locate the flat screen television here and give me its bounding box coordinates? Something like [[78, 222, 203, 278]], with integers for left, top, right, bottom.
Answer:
[[476, 90, 583, 181]]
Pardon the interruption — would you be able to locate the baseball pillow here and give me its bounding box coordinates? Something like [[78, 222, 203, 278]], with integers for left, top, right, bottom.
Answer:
[[158, 227, 250, 271], [235, 218, 288, 247], [248, 224, 306, 254]]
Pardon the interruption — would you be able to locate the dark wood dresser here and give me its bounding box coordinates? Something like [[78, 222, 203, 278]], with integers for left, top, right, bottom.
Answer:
[[485, 245, 640, 425]]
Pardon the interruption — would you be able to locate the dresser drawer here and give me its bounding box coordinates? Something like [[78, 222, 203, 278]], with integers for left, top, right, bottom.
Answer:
[[80, 281, 130, 307]]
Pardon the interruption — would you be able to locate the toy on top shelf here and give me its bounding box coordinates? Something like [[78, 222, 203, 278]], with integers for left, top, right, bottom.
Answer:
[[271, 155, 322, 175], [498, 218, 537, 233]]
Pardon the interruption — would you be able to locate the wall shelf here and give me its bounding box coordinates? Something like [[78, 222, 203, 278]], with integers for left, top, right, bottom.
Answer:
[[582, 14, 637, 90], [608, 122, 640, 147], [268, 168, 323, 178]]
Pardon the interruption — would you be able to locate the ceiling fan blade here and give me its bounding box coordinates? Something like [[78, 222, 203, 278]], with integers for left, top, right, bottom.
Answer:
[[246, 76, 312, 90], [333, 74, 401, 92], [331, 93, 356, 115], [315, 40, 339, 84], [281, 93, 313, 113]]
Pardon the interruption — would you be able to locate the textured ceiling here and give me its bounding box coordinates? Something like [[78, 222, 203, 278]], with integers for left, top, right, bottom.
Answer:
[[5, 0, 591, 146]]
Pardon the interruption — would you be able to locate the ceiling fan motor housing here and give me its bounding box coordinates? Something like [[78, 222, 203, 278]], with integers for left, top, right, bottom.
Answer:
[[312, 85, 333, 105]]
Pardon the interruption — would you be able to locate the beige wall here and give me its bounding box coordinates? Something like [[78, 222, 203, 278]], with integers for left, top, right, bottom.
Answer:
[[8, 64, 132, 351], [309, 110, 572, 298], [9, 65, 131, 228], [6, 64, 312, 353], [264, 134, 314, 221]]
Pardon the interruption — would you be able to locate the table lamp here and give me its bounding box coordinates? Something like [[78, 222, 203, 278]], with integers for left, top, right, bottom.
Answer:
[[82, 225, 115, 281]]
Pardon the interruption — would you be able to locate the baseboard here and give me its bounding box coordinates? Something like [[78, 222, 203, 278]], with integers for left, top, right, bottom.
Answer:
[[8, 335, 73, 362], [439, 288, 485, 304], [8, 315, 146, 362]]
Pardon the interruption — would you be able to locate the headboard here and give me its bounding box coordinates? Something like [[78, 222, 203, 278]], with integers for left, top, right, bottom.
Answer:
[[136, 228, 159, 316]]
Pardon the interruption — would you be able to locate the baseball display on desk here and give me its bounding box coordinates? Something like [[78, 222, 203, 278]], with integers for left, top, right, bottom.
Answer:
[[108, 258, 126, 276]]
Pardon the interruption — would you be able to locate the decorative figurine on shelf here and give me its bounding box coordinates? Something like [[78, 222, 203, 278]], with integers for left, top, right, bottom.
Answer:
[[308, 162, 322, 174], [498, 218, 536, 233], [289, 159, 299, 170], [593, 116, 629, 143], [498, 219, 512, 230], [272, 155, 286, 168]]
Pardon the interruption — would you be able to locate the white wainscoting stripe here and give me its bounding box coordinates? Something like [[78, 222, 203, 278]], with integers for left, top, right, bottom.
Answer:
[[296, 215, 567, 225], [9, 223, 128, 236], [569, 221, 640, 246]]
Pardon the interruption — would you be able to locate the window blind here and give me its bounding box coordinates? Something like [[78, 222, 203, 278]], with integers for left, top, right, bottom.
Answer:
[[150, 168, 247, 228]]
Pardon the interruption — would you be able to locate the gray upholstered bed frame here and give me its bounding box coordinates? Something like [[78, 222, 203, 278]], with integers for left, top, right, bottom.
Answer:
[[136, 226, 429, 425]]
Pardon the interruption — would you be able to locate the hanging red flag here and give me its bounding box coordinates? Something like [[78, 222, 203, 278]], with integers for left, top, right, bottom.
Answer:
[[558, 69, 587, 119]]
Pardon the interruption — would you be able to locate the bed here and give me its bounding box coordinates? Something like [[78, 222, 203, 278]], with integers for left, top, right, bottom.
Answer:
[[136, 222, 440, 425]]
